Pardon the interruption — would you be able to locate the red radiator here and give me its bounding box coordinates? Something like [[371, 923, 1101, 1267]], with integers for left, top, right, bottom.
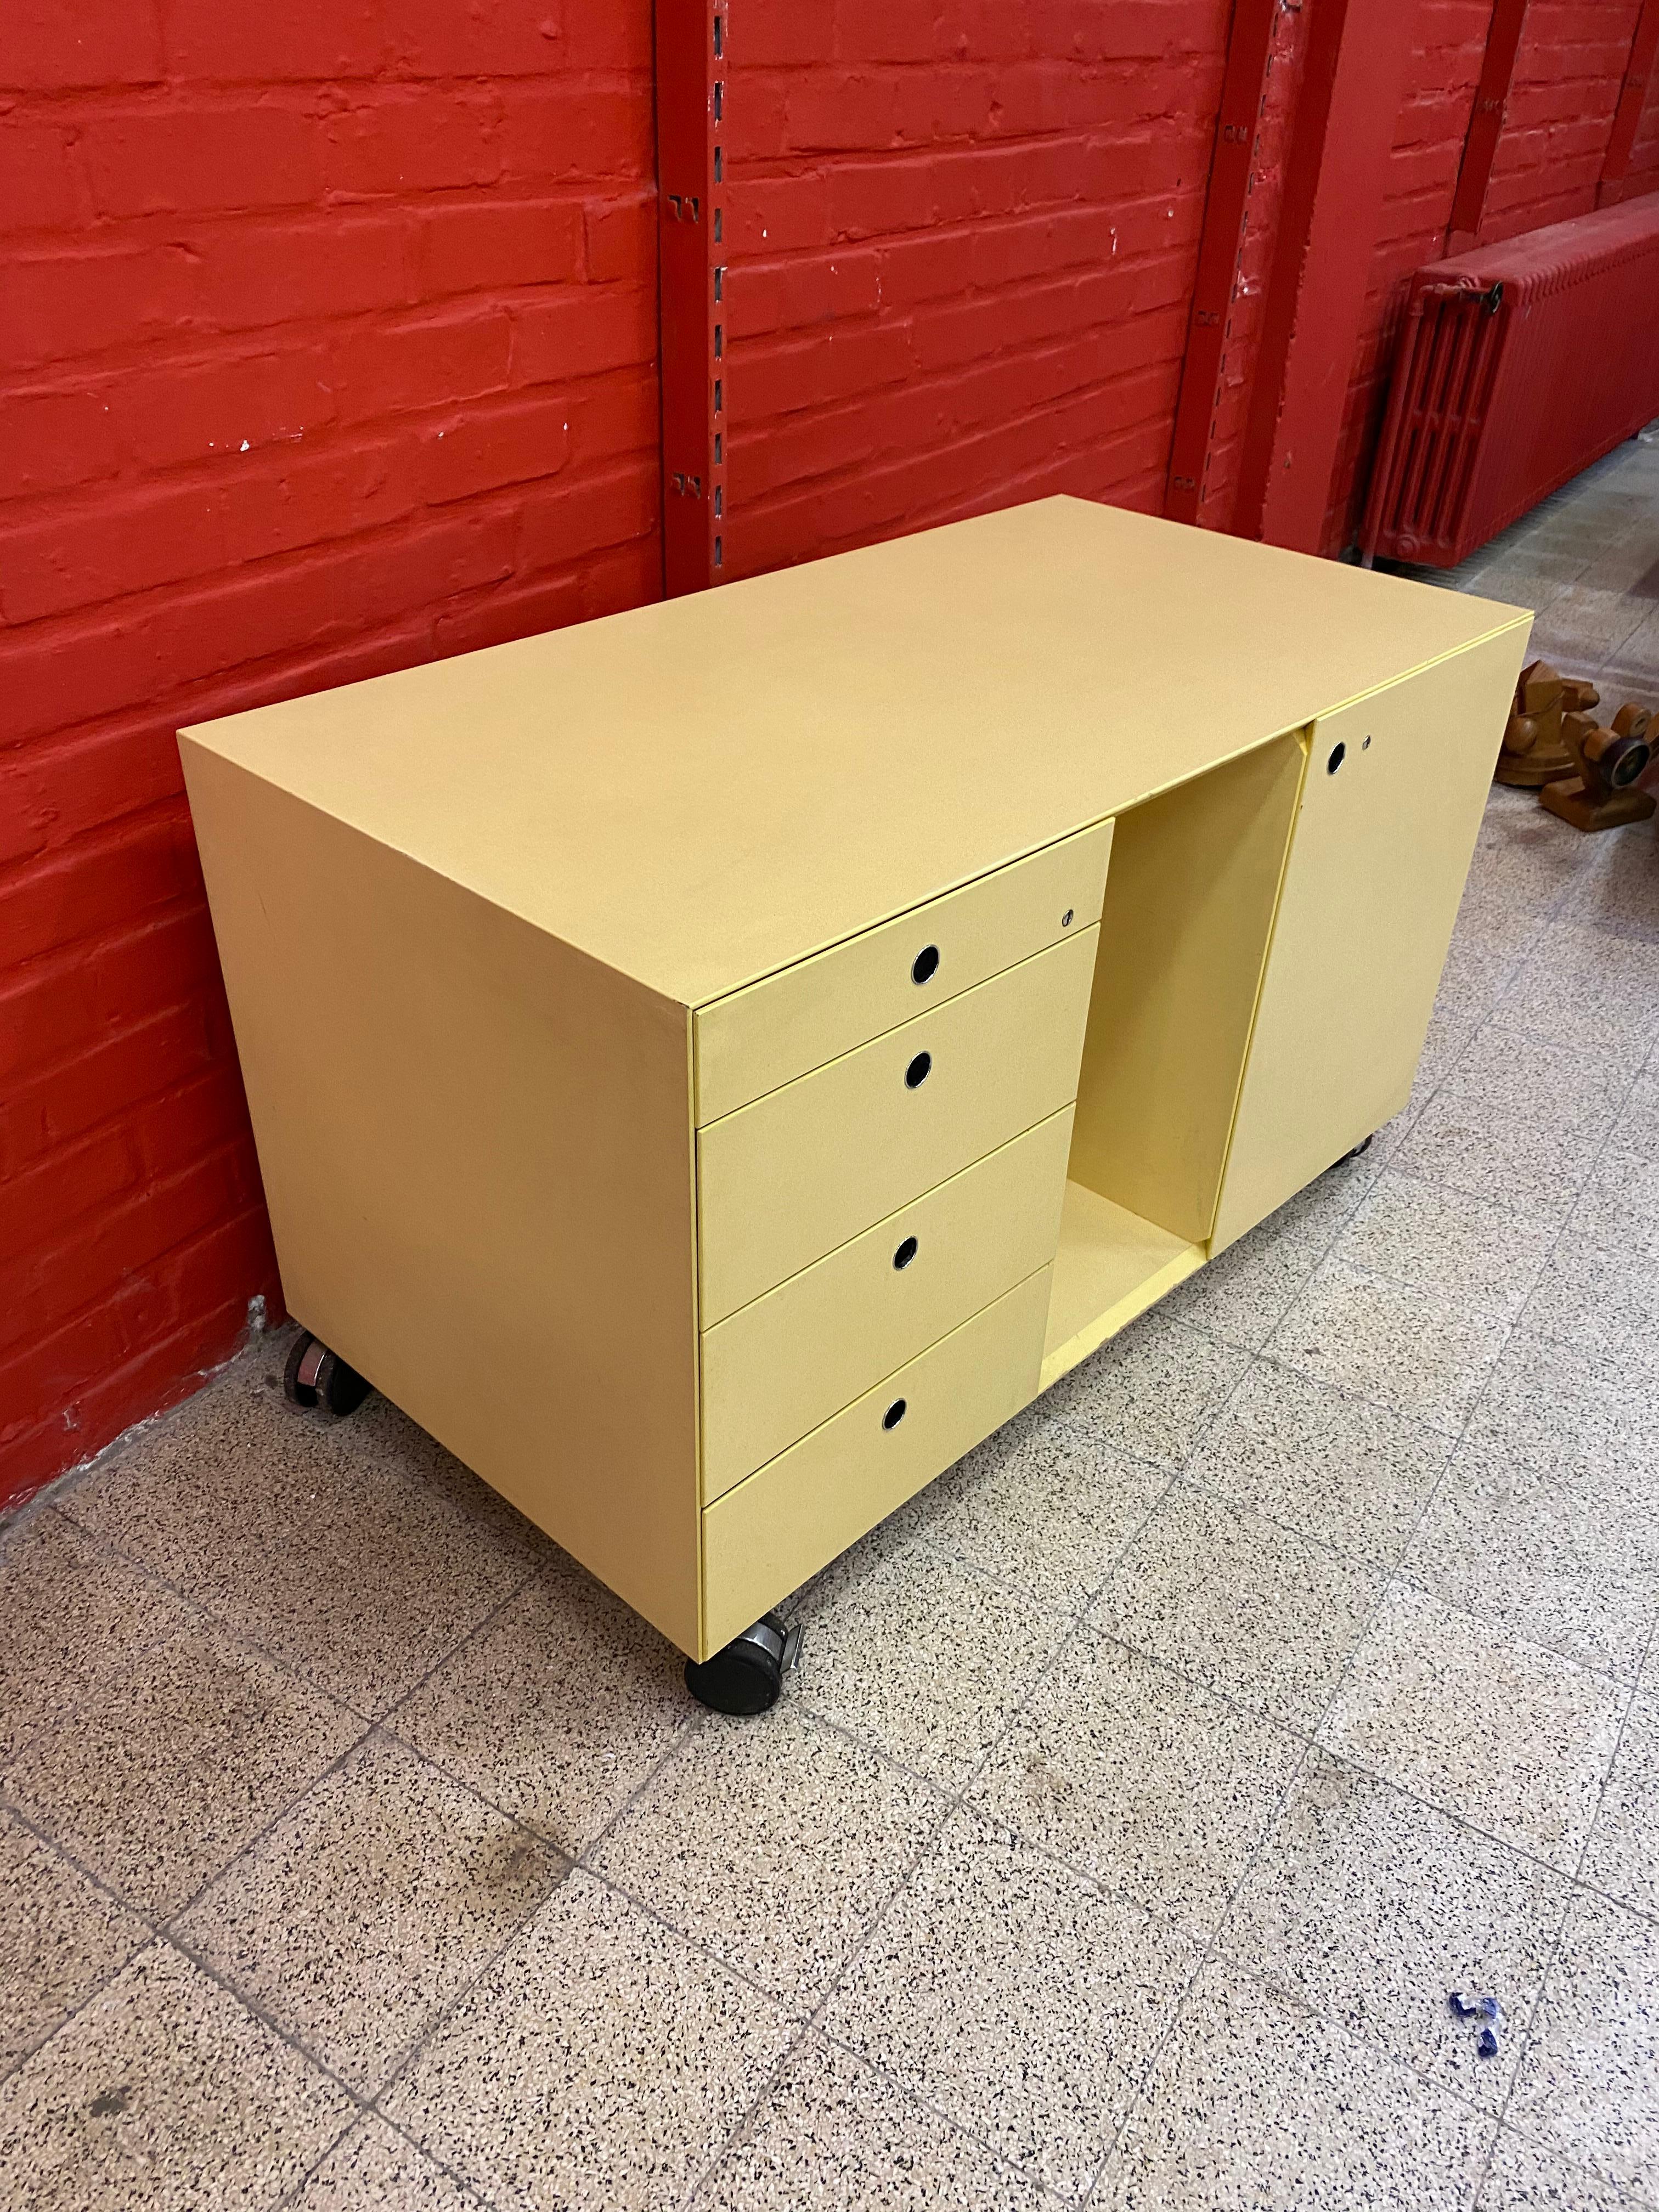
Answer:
[[1361, 198, 1659, 568]]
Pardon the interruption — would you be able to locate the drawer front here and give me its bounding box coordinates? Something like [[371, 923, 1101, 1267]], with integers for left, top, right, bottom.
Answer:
[[702, 1268, 1050, 1651], [697, 924, 1098, 1325], [701, 1105, 1073, 1502], [695, 822, 1112, 1124]]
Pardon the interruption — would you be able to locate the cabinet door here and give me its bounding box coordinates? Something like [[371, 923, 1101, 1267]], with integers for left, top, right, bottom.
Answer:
[[1212, 624, 1527, 1251]]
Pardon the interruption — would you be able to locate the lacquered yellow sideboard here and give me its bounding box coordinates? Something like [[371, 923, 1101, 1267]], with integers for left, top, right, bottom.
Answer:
[[179, 498, 1529, 1709]]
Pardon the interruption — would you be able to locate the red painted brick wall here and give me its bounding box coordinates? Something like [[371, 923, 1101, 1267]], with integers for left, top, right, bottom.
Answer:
[[1480, 0, 1645, 238], [0, 1, 659, 1509], [1322, 0, 1655, 553], [720, 0, 1232, 578], [1188, 0, 1307, 533], [1619, 27, 1659, 194]]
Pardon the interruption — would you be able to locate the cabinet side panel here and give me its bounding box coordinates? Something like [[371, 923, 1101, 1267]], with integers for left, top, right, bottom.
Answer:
[[180, 744, 702, 1655], [1069, 735, 1305, 1244], [1213, 623, 1530, 1251]]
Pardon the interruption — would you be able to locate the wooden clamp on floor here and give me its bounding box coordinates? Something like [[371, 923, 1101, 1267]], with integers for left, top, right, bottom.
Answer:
[[1497, 659, 1600, 787], [1541, 704, 1656, 832]]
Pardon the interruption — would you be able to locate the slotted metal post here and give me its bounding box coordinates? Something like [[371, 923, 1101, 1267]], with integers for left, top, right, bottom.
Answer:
[[654, 1, 727, 596]]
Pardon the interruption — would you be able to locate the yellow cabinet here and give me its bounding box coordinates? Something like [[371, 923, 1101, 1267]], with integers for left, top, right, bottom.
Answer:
[[1211, 630, 1523, 1249], [701, 1107, 1073, 1500], [703, 1268, 1053, 1652], [695, 821, 1112, 1121], [179, 497, 1528, 1666], [697, 927, 1098, 1324]]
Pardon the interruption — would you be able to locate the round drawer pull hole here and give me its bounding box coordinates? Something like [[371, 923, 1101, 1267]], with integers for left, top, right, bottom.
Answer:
[[893, 1235, 919, 1270], [905, 1051, 932, 1089], [1327, 742, 1346, 775], [883, 1397, 907, 1431], [911, 944, 940, 985]]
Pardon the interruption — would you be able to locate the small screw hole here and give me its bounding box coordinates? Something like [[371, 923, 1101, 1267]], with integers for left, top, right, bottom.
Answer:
[[893, 1235, 918, 1270], [905, 1051, 932, 1089], [1327, 742, 1346, 775], [1362, 735, 1372, 749], [911, 944, 940, 984], [1060, 908, 1074, 928], [882, 1398, 907, 1431]]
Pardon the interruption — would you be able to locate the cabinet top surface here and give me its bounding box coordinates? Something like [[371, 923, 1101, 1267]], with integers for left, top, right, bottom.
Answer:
[[182, 497, 1527, 1007]]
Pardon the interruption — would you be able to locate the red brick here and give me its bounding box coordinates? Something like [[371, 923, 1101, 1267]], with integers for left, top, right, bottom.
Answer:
[[566, 366, 657, 464], [584, 194, 655, 283], [834, 0, 938, 64], [420, 198, 585, 296], [0, 0, 662, 1509], [509, 284, 654, 384], [576, 534, 660, 620], [419, 392, 572, 504], [114, 345, 337, 468], [0, 808, 200, 969], [0, 1130, 141, 1255], [513, 460, 659, 573], [729, 173, 833, 255], [499, 82, 654, 183], [0, 118, 87, 233], [323, 89, 504, 198], [433, 570, 584, 656], [332, 308, 514, 422], [0, 437, 423, 624], [0, 1001, 218, 1175], [0, 390, 122, 500], [83, 100, 324, 218], [727, 249, 882, 338], [7, 720, 186, 865], [194, 212, 419, 330], [132, 1066, 255, 1180], [384, 0, 568, 79], [166, 0, 386, 82], [736, 0, 835, 66], [2, 0, 162, 89], [3, 241, 198, 368], [0, 1145, 248, 1353], [560, 4, 654, 71]]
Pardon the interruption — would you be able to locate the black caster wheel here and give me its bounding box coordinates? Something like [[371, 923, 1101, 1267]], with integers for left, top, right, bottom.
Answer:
[[283, 1331, 373, 1418], [1339, 1133, 1375, 1164], [685, 1612, 801, 1716]]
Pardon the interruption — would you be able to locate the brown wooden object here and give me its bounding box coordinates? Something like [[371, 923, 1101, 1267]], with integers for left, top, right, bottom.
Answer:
[[1496, 660, 1601, 786], [1540, 702, 1656, 831]]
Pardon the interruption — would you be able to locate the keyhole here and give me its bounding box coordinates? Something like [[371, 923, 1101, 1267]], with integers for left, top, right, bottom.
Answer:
[[905, 1051, 932, 1089], [893, 1235, 918, 1270], [882, 1398, 907, 1431], [912, 945, 940, 984]]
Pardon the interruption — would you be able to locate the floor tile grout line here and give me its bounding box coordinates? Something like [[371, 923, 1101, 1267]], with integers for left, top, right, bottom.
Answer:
[[1078, 1376, 1464, 2199], [54, 1454, 555, 1736], [1080, 1249, 1538, 2200], [0, 1798, 170, 2092], [1101, 939, 1659, 2182], [1, 1904, 377, 2153], [1468, 1609, 1659, 2210], [657, 1489, 1228, 2207], [10, 750, 1659, 2193], [8, 1502, 377, 1737], [271, 2107, 497, 2212], [664, 1778, 976, 2212], [1252, 996, 1659, 2183], [0, 1323, 292, 1564]]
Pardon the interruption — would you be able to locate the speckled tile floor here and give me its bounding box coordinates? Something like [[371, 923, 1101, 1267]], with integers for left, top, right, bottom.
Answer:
[[4, 433, 1659, 2211]]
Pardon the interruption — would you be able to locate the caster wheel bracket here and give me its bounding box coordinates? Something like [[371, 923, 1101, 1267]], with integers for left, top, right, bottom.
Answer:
[[685, 1611, 800, 1716]]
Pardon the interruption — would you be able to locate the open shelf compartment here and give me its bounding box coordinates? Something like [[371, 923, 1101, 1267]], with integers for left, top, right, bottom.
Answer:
[[1042, 728, 1308, 1386]]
